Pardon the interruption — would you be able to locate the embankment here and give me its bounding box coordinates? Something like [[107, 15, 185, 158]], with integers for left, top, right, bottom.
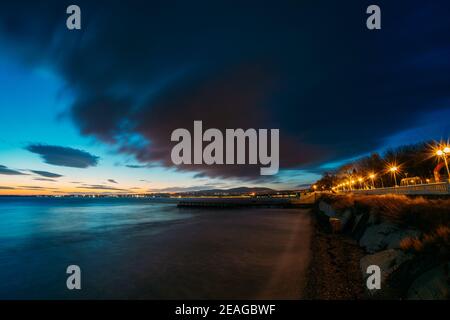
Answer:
[[310, 194, 450, 299]]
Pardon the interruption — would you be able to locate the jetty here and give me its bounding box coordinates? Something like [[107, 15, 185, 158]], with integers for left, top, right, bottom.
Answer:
[[176, 193, 317, 208]]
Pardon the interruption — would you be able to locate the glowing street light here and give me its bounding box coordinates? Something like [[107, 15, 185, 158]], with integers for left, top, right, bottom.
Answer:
[[389, 165, 399, 187], [436, 147, 450, 181], [357, 177, 363, 189], [369, 173, 376, 189]]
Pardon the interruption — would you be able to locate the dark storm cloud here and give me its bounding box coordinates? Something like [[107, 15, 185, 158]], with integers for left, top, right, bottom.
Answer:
[[2, 1, 450, 178], [26, 145, 99, 168], [30, 170, 63, 178], [0, 165, 27, 175]]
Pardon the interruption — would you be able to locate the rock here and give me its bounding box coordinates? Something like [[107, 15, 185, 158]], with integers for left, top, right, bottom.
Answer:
[[318, 201, 336, 217], [329, 217, 341, 233], [386, 229, 421, 250], [360, 249, 414, 299], [407, 263, 450, 300], [351, 212, 370, 240], [359, 223, 399, 253], [366, 210, 380, 226], [329, 209, 354, 233], [339, 209, 354, 231]]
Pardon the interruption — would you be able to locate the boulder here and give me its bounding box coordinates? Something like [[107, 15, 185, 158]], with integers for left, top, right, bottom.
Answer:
[[360, 249, 414, 299], [359, 223, 399, 253], [329, 209, 354, 233], [339, 209, 354, 231], [366, 209, 380, 226], [351, 212, 370, 240], [329, 217, 341, 233], [407, 263, 450, 300], [318, 201, 336, 217]]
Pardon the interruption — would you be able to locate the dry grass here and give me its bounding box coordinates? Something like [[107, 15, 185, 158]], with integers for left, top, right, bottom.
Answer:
[[400, 225, 450, 256], [320, 194, 450, 232]]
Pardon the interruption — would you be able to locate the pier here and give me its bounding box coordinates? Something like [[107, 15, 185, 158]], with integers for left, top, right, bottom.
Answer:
[[177, 193, 317, 208]]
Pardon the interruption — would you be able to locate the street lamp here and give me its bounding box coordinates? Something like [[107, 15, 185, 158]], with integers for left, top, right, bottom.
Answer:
[[389, 166, 399, 187], [436, 147, 450, 181], [369, 173, 376, 189]]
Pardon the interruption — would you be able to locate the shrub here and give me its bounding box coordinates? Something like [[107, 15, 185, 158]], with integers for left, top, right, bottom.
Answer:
[[320, 194, 450, 232], [400, 225, 450, 257]]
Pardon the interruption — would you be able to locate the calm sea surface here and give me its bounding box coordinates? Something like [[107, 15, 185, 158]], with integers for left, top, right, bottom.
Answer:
[[0, 197, 311, 299]]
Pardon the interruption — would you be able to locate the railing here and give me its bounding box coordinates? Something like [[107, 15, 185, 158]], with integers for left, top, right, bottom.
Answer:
[[341, 182, 450, 195]]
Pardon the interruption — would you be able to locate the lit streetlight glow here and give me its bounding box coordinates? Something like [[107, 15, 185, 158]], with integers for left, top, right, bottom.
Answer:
[[389, 165, 399, 187], [435, 146, 450, 181], [369, 173, 376, 189]]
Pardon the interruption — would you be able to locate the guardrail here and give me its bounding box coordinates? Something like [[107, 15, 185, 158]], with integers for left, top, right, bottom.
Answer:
[[341, 182, 450, 196]]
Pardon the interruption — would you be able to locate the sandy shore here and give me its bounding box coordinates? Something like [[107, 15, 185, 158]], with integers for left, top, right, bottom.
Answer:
[[304, 214, 365, 299]]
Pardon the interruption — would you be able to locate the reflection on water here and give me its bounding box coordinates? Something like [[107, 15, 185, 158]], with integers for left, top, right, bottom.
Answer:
[[0, 197, 310, 299], [0, 197, 192, 299]]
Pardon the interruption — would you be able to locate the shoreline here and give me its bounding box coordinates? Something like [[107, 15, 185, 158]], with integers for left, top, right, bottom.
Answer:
[[304, 213, 365, 299]]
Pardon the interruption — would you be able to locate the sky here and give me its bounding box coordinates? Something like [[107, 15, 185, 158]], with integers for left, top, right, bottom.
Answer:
[[0, 0, 449, 195]]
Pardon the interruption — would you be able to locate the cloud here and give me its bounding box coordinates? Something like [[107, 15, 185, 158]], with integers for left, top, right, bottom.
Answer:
[[126, 165, 148, 169], [125, 163, 159, 169], [0, 165, 27, 175], [108, 179, 118, 183], [30, 170, 63, 178], [0, 186, 16, 190], [148, 186, 217, 193], [33, 178, 57, 182], [26, 145, 99, 168], [18, 185, 57, 190], [77, 184, 128, 191], [2, 1, 450, 180]]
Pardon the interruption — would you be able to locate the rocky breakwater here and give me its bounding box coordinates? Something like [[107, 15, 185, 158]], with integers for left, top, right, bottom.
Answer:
[[316, 194, 450, 299]]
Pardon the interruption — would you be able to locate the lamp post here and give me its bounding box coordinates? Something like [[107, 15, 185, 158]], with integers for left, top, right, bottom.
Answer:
[[436, 147, 450, 181], [390, 166, 398, 187], [369, 173, 376, 189]]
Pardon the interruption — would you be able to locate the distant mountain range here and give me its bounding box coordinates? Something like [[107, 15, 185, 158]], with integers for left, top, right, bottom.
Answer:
[[179, 187, 276, 195]]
